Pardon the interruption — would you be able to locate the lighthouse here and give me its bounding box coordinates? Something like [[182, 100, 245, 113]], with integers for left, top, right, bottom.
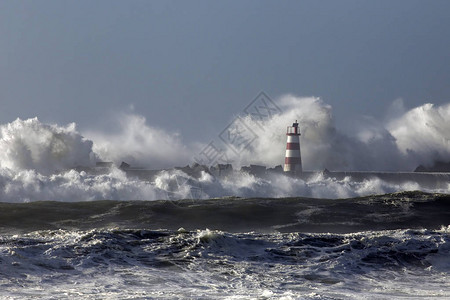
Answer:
[[284, 120, 302, 174]]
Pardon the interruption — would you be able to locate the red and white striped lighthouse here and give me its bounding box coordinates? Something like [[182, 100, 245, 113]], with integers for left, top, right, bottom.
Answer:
[[284, 120, 302, 174]]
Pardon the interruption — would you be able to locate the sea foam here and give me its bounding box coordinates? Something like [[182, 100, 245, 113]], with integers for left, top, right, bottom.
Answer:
[[1, 96, 450, 202]]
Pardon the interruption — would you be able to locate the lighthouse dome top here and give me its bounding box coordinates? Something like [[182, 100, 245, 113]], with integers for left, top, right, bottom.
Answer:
[[286, 120, 300, 136]]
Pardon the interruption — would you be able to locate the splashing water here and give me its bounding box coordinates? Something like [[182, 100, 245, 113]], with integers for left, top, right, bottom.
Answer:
[[1, 97, 450, 202]]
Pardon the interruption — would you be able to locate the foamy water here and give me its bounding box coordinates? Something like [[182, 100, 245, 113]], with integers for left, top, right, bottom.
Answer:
[[2, 98, 450, 203], [1, 97, 450, 299], [1, 226, 449, 299]]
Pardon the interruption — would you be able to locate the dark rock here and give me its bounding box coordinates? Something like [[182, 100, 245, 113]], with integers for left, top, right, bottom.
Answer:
[[119, 162, 130, 169], [414, 161, 450, 172]]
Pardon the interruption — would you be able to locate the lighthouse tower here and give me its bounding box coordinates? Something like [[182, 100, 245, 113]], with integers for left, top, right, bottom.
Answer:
[[284, 120, 302, 174]]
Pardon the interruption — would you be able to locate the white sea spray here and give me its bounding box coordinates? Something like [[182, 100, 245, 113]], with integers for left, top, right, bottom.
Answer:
[[1, 97, 450, 202]]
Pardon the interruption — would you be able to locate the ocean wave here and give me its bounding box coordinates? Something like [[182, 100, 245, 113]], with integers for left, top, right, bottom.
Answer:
[[3, 99, 450, 203], [1, 191, 448, 234], [0, 164, 450, 203], [1, 227, 448, 299]]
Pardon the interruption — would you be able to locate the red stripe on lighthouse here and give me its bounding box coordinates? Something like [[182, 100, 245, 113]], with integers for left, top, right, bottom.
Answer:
[[285, 157, 301, 164], [286, 143, 300, 150]]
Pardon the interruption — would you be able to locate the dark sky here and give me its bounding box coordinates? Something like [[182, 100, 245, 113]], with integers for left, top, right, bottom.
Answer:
[[1, 0, 449, 142]]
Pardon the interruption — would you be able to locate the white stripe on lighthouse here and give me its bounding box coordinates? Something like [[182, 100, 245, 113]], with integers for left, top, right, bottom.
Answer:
[[285, 150, 301, 157], [286, 136, 300, 143]]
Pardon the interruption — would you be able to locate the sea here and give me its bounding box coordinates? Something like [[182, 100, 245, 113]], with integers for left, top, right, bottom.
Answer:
[[0, 117, 449, 299], [0, 178, 449, 299]]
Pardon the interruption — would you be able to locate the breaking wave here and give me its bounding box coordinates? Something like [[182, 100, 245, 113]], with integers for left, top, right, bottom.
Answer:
[[1, 225, 449, 299], [1, 96, 450, 202], [0, 118, 96, 174], [1, 104, 450, 299], [0, 191, 449, 234], [1, 165, 450, 202], [229, 96, 450, 171]]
